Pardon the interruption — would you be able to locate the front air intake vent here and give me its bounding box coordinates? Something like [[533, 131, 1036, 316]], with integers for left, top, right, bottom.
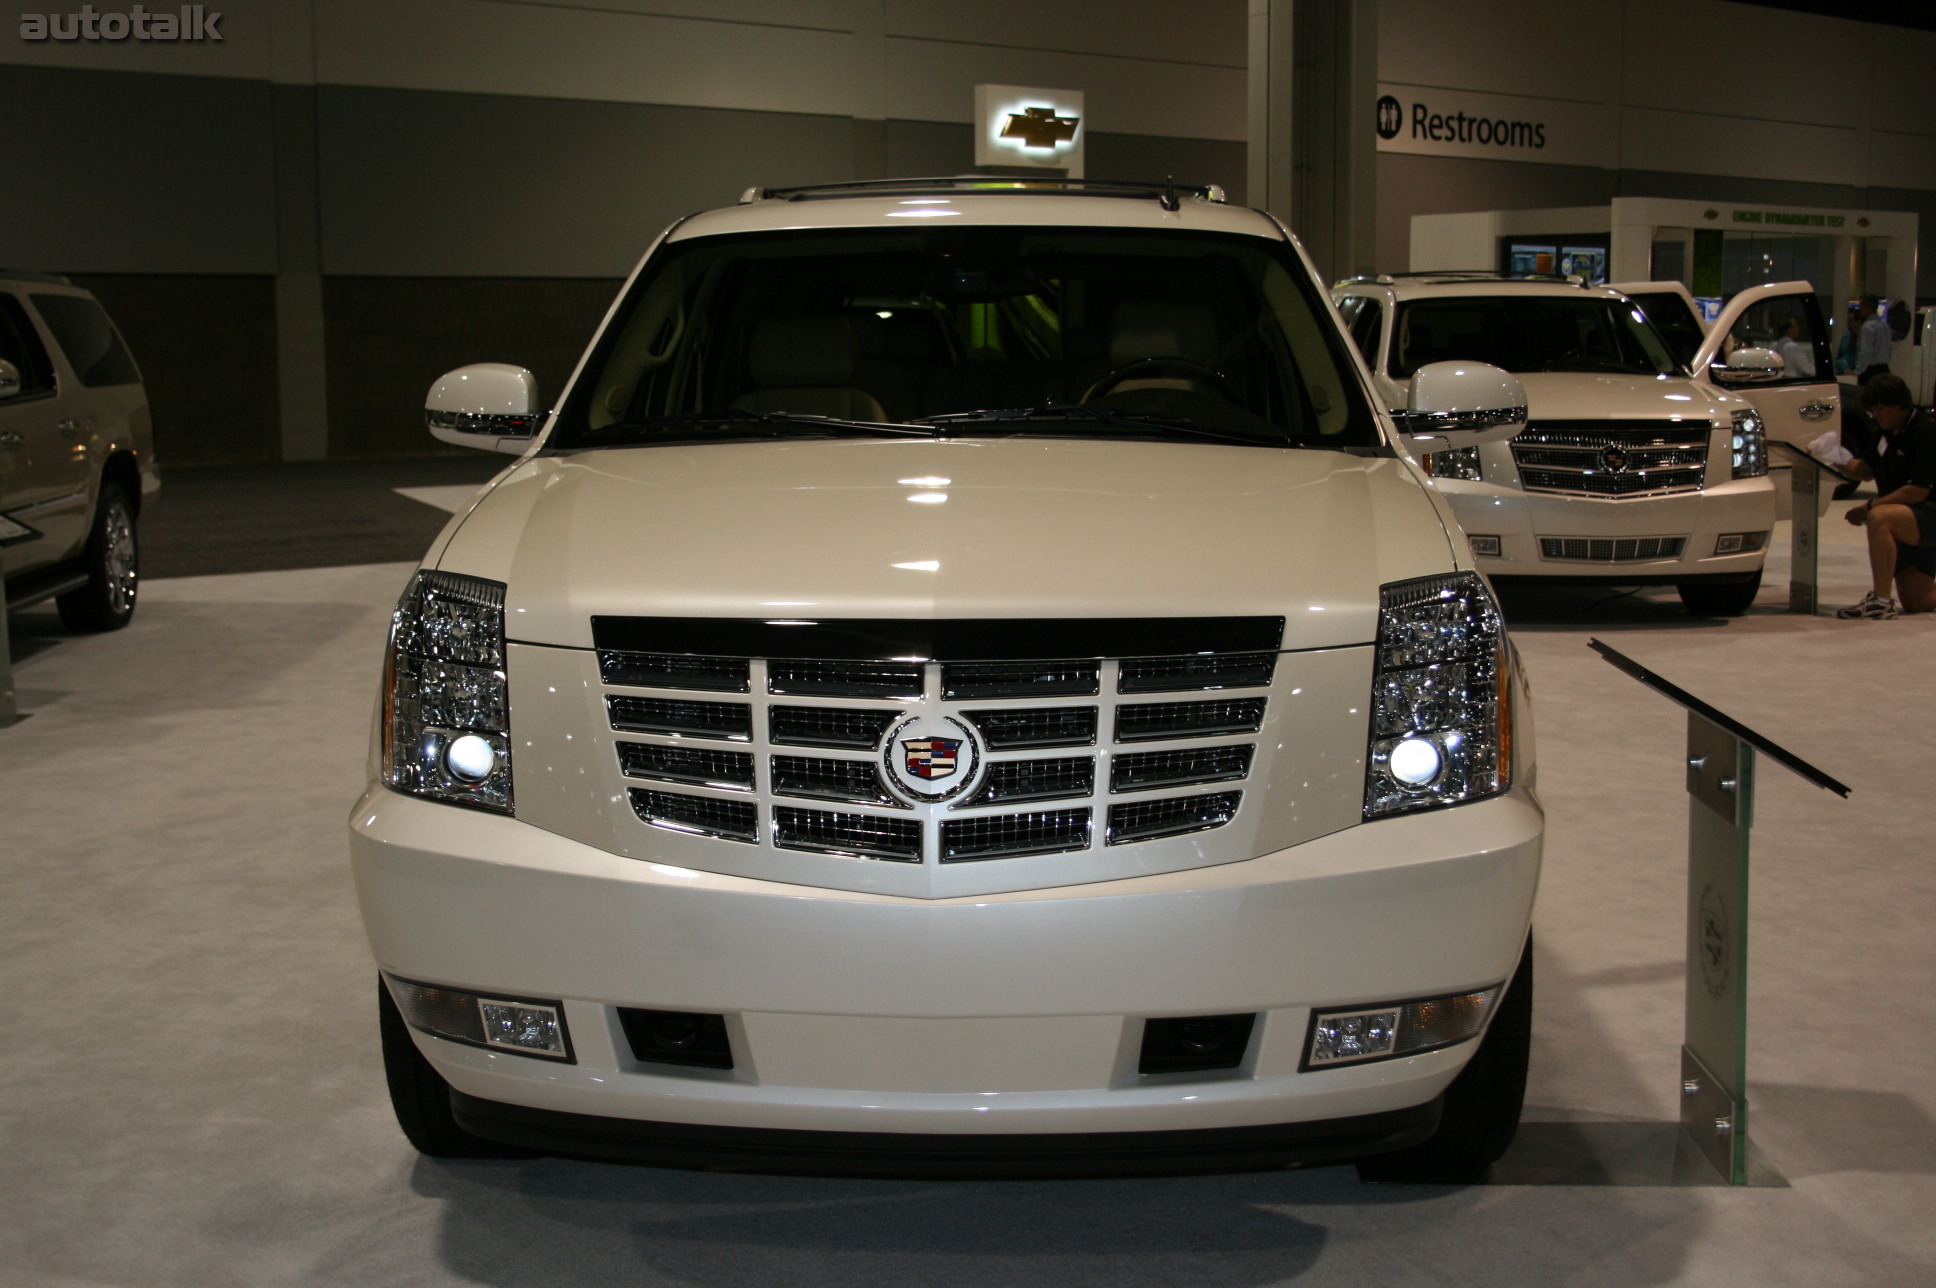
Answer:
[[617, 743, 755, 790], [608, 695, 753, 739], [598, 651, 750, 692], [773, 806, 922, 861], [1538, 535, 1687, 562], [771, 755, 901, 806], [941, 660, 1100, 700], [972, 756, 1095, 804], [1118, 653, 1275, 693], [940, 809, 1092, 861], [767, 659, 924, 699], [1106, 791, 1242, 844], [768, 706, 899, 749], [964, 706, 1098, 748], [1115, 699, 1265, 742], [629, 789, 758, 842], [1110, 745, 1254, 793]]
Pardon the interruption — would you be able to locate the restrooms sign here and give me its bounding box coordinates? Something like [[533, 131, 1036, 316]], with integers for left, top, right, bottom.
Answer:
[[1374, 83, 1611, 169]]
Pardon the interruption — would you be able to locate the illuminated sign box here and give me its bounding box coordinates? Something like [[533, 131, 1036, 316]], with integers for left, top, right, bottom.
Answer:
[[974, 84, 1084, 177]]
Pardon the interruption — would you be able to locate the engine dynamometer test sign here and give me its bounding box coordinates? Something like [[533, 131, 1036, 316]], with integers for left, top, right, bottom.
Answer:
[[1374, 83, 1611, 170], [975, 84, 1085, 177]]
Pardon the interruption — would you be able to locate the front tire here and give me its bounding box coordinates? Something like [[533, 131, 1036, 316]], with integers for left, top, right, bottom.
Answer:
[[378, 979, 538, 1159], [56, 482, 138, 631], [1356, 934, 1533, 1184], [1677, 570, 1761, 617]]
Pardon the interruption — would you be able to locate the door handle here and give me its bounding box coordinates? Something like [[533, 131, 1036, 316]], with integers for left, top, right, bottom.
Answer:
[[1799, 401, 1836, 421], [0, 430, 22, 448], [58, 419, 84, 439]]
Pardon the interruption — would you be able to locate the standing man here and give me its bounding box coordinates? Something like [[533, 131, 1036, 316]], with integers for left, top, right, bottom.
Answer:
[[1855, 295, 1894, 384], [1837, 374, 1936, 619]]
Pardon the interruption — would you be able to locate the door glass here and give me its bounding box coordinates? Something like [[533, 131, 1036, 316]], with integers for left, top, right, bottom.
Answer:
[[1718, 293, 1830, 385], [29, 294, 141, 387], [0, 296, 57, 398], [1345, 298, 1381, 365]]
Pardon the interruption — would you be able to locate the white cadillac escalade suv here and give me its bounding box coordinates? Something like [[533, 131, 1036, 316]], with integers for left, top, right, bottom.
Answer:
[[1332, 274, 1778, 617], [351, 179, 1543, 1182]]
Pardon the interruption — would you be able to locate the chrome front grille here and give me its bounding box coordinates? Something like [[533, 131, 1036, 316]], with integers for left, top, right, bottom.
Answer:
[[1510, 421, 1711, 497], [1538, 535, 1688, 563], [591, 619, 1282, 877]]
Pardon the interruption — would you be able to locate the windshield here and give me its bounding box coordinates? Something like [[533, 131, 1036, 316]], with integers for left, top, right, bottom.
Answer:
[[1388, 295, 1680, 379], [548, 225, 1378, 450], [1624, 291, 1706, 370]]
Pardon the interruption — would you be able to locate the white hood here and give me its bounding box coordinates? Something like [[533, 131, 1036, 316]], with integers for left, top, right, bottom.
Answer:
[[1507, 372, 1737, 420], [436, 438, 1459, 652]]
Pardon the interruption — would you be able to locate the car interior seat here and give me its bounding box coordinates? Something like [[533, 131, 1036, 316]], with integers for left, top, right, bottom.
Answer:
[[731, 315, 887, 421], [1087, 300, 1221, 398]]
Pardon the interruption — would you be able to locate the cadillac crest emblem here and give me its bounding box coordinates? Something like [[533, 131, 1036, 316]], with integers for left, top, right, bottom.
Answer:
[[903, 737, 962, 780]]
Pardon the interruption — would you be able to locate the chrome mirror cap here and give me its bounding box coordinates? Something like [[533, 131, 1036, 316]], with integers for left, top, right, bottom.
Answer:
[[1711, 347, 1784, 385], [1399, 361, 1528, 447], [426, 364, 544, 454]]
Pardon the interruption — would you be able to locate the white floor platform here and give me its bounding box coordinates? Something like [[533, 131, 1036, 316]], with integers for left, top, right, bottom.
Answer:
[[3, 521, 1933, 1287]]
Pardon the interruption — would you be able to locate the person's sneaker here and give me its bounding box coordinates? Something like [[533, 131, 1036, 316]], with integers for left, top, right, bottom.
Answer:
[[1836, 593, 1900, 620]]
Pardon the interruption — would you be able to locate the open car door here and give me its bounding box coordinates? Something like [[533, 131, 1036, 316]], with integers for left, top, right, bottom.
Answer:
[[1692, 280, 1839, 449], [1610, 280, 1708, 373]]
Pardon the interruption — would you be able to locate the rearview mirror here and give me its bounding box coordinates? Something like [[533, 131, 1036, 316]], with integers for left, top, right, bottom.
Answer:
[[1712, 347, 1783, 385], [1398, 361, 1528, 449], [426, 364, 545, 454]]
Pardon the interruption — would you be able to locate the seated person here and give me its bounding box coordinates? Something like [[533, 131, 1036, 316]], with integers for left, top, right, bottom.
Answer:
[[1836, 374, 1936, 618]]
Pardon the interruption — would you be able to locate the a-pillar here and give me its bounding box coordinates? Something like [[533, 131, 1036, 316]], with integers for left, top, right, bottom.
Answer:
[[1247, 0, 1379, 283]]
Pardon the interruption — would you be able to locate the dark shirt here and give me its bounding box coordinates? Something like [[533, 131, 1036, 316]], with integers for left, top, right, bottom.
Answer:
[[1858, 408, 1936, 499]]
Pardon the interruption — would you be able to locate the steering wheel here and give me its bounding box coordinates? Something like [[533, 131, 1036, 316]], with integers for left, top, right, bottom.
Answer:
[[1082, 357, 1241, 404]]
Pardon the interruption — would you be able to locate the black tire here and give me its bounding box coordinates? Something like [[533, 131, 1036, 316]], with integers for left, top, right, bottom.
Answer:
[[1677, 570, 1761, 618], [56, 482, 138, 631], [1356, 934, 1533, 1184], [377, 979, 539, 1159]]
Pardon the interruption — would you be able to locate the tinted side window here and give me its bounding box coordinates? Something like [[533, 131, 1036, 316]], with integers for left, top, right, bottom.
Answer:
[[1719, 292, 1831, 386], [1627, 292, 1704, 372], [0, 295, 57, 397], [30, 293, 142, 387], [1347, 298, 1382, 366]]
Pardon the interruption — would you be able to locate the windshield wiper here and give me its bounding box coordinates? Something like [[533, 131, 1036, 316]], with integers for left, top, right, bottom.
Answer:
[[908, 405, 1288, 448], [582, 410, 932, 442]]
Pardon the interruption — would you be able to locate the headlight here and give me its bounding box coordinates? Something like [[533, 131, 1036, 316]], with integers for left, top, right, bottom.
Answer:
[[382, 569, 513, 813], [1730, 409, 1767, 479], [1365, 572, 1511, 818], [1423, 446, 1482, 481]]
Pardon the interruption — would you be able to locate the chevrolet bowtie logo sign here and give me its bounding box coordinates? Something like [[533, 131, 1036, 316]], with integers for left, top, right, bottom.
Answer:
[[1001, 106, 1080, 150]]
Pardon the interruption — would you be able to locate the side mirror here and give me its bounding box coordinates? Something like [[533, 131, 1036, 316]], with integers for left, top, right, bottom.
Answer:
[[0, 358, 21, 400], [426, 364, 545, 454], [1711, 347, 1783, 385], [1398, 361, 1528, 448]]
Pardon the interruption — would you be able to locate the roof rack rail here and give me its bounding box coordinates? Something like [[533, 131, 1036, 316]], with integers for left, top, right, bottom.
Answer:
[[0, 268, 73, 286], [1333, 274, 1395, 287], [738, 176, 1227, 208], [1391, 270, 1589, 286]]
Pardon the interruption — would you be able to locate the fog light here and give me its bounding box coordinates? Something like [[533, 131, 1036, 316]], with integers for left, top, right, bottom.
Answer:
[[387, 975, 573, 1061], [480, 1001, 567, 1056], [1467, 535, 1502, 557], [1304, 983, 1503, 1070], [1715, 533, 1743, 554], [1388, 736, 1443, 787], [445, 733, 497, 782]]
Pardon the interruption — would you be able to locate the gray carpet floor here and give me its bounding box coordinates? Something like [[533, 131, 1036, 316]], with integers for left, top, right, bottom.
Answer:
[[3, 501, 1932, 1287]]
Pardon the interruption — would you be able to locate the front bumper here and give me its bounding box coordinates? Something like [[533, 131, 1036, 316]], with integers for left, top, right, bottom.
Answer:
[[350, 785, 1541, 1139], [1438, 476, 1776, 580]]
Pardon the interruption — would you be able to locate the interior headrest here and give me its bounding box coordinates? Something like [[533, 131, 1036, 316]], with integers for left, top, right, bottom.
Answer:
[[1108, 301, 1218, 368], [749, 316, 858, 388]]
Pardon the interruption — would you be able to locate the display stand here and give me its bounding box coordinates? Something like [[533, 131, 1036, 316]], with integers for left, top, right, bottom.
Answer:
[[1589, 640, 1849, 1184], [1769, 442, 1855, 617]]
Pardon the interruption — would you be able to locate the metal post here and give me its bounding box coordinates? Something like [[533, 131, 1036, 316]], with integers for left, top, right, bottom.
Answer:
[[1681, 714, 1755, 1183], [1788, 454, 1820, 615], [0, 586, 17, 727]]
